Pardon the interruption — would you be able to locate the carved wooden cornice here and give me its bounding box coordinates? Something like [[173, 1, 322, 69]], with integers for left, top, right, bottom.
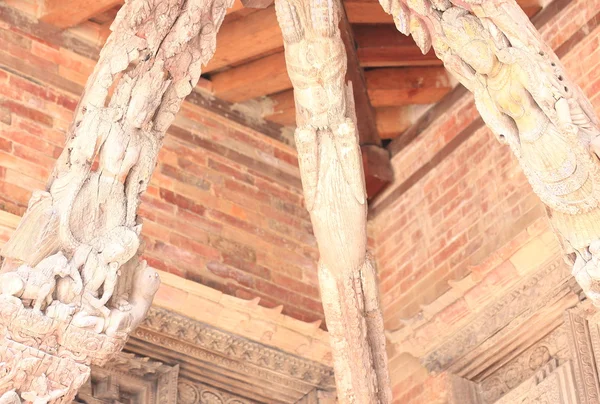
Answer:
[[390, 254, 575, 373], [153, 269, 333, 367], [73, 307, 336, 403], [133, 307, 335, 389]]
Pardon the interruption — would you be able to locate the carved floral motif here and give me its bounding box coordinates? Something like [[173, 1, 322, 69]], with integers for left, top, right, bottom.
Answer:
[[177, 380, 255, 404]]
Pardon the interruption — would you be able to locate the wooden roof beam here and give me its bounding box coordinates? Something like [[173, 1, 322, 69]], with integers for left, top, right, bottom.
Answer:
[[365, 67, 454, 107], [203, 6, 283, 73], [210, 52, 292, 103], [36, 0, 123, 29], [339, 3, 393, 198], [339, 4, 381, 147]]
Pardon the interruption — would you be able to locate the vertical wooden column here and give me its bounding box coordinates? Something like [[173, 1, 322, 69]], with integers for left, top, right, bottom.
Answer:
[[274, 0, 391, 402], [0, 0, 232, 402]]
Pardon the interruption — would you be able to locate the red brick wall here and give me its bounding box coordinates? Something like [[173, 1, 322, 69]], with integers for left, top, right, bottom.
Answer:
[[369, 0, 600, 401], [0, 7, 323, 324]]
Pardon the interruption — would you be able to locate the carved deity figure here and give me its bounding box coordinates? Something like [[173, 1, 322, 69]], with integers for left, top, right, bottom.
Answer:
[[377, 0, 600, 306], [275, 0, 391, 401], [434, 6, 600, 301]]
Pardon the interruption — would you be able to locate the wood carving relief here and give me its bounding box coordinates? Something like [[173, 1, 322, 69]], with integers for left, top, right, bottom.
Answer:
[[377, 0, 600, 308], [75, 353, 179, 404], [495, 360, 579, 404], [0, 0, 232, 401], [177, 380, 255, 404], [274, 0, 391, 402]]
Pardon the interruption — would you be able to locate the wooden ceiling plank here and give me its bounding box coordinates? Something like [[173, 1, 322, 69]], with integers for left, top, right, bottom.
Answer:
[[210, 52, 292, 103], [36, 0, 123, 29], [365, 67, 453, 107], [204, 6, 282, 74], [375, 105, 432, 139]]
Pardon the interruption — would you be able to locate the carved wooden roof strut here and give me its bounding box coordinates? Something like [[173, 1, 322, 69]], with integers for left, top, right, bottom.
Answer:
[[0, 0, 232, 402], [274, 0, 392, 402], [375, 0, 600, 341]]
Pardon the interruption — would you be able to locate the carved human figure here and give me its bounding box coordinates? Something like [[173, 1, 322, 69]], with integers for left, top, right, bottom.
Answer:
[[0, 252, 81, 312], [275, 0, 391, 401], [54, 227, 140, 332]]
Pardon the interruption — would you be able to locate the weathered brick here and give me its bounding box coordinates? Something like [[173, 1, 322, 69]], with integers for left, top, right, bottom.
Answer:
[[159, 188, 206, 216], [0, 107, 11, 125], [0, 100, 53, 127]]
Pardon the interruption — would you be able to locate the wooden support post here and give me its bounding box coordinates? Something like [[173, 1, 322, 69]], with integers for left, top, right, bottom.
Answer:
[[274, 0, 392, 402]]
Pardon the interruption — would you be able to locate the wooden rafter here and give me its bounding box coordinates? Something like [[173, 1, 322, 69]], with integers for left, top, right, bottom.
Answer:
[[365, 67, 453, 107], [354, 25, 442, 67], [210, 52, 292, 102], [345, 0, 392, 23], [203, 6, 282, 73], [36, 0, 123, 29]]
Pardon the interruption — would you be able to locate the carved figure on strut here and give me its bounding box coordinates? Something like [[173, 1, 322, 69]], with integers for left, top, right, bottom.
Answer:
[[437, 6, 600, 304], [0, 252, 81, 312], [275, 0, 391, 401], [55, 227, 140, 332]]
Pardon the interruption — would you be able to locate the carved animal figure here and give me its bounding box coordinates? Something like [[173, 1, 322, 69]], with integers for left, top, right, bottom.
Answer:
[[104, 265, 161, 336], [0, 252, 78, 312], [0, 391, 20, 404]]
